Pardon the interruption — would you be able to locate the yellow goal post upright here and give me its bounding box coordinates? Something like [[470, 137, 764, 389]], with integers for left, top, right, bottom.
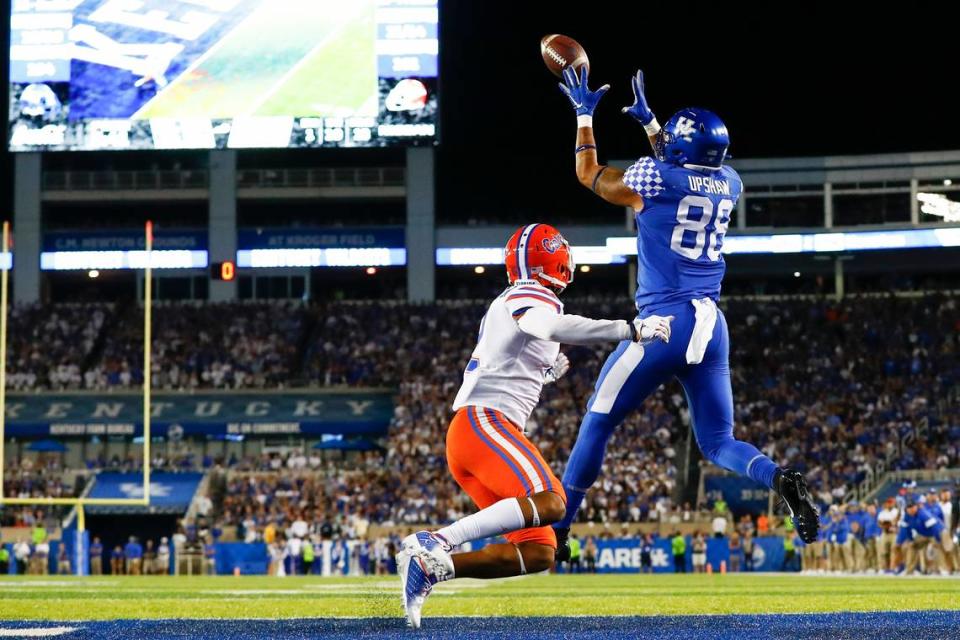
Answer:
[[0, 220, 154, 574]]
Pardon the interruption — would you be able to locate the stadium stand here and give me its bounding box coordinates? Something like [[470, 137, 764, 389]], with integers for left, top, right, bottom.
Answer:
[[2, 292, 958, 577]]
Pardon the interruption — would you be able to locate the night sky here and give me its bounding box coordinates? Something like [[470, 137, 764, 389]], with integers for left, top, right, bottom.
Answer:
[[2, 2, 958, 220]]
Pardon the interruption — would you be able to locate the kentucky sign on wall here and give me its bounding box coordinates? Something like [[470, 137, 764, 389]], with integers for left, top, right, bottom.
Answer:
[[4, 391, 393, 438]]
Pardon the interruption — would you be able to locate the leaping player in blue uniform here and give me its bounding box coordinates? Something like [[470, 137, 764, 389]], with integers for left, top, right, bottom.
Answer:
[[552, 65, 821, 556]]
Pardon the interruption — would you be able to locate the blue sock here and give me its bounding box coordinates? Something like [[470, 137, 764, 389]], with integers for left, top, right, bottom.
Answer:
[[557, 486, 586, 530], [747, 456, 780, 490], [555, 411, 618, 530], [706, 438, 780, 490]]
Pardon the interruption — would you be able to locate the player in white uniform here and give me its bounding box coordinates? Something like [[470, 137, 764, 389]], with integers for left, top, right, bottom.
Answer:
[[396, 223, 672, 628]]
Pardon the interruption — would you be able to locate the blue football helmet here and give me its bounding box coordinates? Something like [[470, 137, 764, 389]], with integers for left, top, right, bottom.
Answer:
[[655, 107, 729, 168]]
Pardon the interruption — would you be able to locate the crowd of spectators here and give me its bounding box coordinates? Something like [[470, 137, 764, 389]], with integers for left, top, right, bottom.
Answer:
[[5, 302, 305, 391], [2, 293, 957, 537], [1, 456, 79, 527], [202, 293, 957, 535], [6, 303, 109, 390], [93, 302, 306, 390], [210, 297, 680, 538], [721, 294, 960, 502]]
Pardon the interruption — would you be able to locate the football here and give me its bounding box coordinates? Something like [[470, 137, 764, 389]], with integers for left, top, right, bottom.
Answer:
[[540, 34, 589, 78]]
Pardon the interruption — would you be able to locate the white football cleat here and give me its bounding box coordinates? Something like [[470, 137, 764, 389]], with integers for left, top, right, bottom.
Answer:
[[396, 531, 454, 629]]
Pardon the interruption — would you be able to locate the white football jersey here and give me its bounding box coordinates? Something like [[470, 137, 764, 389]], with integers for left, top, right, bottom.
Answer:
[[452, 280, 563, 428]]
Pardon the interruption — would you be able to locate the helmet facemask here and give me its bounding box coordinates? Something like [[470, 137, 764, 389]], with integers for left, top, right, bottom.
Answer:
[[534, 237, 575, 292]]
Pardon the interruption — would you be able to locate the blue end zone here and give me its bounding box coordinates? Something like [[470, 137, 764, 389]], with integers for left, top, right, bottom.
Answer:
[[2, 612, 957, 639]]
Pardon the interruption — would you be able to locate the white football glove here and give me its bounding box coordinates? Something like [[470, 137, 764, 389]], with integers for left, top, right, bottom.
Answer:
[[632, 315, 674, 344], [543, 352, 570, 385]]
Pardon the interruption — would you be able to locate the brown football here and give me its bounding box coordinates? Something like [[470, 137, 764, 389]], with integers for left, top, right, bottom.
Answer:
[[540, 34, 589, 78]]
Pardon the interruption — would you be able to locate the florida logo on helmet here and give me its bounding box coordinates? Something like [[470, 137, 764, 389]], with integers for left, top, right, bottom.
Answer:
[[541, 234, 564, 254], [504, 224, 575, 292]]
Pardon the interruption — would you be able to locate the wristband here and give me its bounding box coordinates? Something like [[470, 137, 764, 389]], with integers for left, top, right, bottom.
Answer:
[[577, 114, 593, 128], [643, 117, 662, 137], [575, 144, 596, 154]]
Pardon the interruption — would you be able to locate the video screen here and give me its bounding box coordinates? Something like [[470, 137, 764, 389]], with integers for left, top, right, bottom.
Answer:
[[8, 0, 438, 151]]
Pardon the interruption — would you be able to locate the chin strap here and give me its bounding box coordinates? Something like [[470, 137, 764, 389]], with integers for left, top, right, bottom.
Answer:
[[534, 273, 567, 291]]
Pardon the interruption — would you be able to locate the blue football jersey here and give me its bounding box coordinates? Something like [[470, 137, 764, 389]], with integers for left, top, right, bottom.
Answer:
[[896, 505, 945, 545], [622, 156, 743, 313]]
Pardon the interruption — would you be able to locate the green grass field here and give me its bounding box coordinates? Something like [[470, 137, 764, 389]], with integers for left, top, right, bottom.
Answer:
[[0, 574, 957, 620]]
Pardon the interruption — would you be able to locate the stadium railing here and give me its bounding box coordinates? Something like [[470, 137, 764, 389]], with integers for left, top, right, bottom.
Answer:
[[844, 415, 930, 504], [43, 167, 405, 193], [863, 469, 960, 504]]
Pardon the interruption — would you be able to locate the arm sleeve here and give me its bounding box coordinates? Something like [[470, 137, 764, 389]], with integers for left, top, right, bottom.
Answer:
[[516, 306, 632, 346]]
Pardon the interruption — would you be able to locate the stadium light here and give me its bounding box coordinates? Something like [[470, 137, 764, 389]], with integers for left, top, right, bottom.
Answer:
[[435, 246, 626, 266], [436, 248, 502, 266], [40, 250, 207, 271], [606, 226, 960, 257], [236, 248, 406, 268]]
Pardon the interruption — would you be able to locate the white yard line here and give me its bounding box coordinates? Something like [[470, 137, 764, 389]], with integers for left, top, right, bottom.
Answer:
[[0, 628, 80, 637], [0, 580, 119, 588]]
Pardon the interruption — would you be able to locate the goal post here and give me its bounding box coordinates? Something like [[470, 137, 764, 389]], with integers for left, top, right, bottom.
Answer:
[[0, 221, 155, 574]]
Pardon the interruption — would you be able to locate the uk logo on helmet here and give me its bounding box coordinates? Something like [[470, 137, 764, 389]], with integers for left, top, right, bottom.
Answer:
[[675, 116, 696, 141]]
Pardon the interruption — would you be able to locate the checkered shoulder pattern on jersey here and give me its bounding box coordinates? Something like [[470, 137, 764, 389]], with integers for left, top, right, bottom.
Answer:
[[622, 156, 667, 199]]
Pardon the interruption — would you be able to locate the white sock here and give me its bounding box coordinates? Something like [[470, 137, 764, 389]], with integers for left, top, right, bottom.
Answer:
[[435, 498, 525, 547]]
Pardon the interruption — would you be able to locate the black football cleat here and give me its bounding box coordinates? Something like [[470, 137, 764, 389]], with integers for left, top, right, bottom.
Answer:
[[774, 469, 820, 544], [554, 527, 571, 563]]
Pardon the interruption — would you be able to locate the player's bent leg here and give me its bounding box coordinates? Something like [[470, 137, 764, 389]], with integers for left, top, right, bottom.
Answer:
[[454, 514, 562, 579], [433, 490, 565, 551], [397, 488, 564, 626], [556, 338, 677, 541], [677, 348, 777, 488], [398, 403, 569, 628], [678, 313, 820, 543], [451, 541, 555, 579]]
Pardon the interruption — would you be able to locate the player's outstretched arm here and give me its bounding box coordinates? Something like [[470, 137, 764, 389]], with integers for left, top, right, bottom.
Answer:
[[517, 306, 672, 347], [621, 69, 661, 153], [558, 67, 644, 210]]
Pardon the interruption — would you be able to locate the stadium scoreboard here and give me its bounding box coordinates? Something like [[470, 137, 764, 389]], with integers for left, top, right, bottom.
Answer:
[[7, 0, 439, 151]]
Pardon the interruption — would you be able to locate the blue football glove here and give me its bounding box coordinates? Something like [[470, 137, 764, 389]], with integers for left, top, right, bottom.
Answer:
[[621, 70, 660, 134], [558, 65, 609, 117]]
